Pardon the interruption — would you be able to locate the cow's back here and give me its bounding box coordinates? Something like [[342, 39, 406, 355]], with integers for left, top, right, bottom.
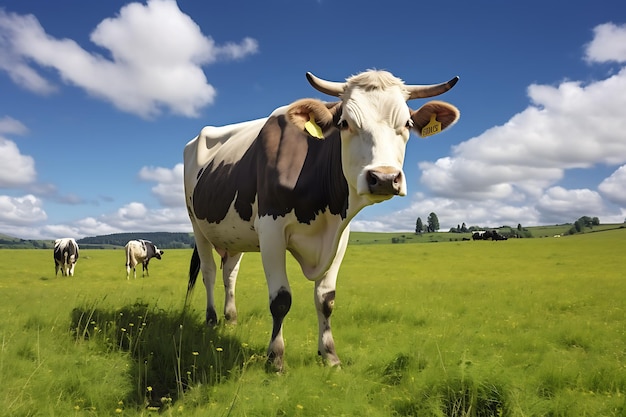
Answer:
[[184, 117, 273, 253], [125, 240, 145, 267]]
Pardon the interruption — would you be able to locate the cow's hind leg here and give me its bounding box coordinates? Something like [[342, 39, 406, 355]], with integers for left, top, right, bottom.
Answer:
[[221, 252, 243, 324], [192, 233, 219, 325]]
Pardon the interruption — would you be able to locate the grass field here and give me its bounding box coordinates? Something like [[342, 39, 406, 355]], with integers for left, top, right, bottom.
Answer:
[[1, 229, 625, 416]]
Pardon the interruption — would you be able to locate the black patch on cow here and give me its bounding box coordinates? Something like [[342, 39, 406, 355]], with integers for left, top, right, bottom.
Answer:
[[192, 113, 348, 225], [322, 291, 336, 318], [53, 245, 63, 263], [206, 307, 218, 326], [270, 288, 292, 340]]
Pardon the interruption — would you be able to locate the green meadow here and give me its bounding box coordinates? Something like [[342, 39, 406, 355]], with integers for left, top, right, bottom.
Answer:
[[1, 229, 625, 416]]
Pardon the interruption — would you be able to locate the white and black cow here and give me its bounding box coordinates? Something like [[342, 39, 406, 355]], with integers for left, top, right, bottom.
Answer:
[[54, 238, 79, 276], [125, 239, 164, 279], [184, 70, 460, 371]]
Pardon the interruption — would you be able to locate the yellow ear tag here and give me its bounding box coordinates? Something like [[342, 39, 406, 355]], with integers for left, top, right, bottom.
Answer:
[[304, 113, 324, 139], [421, 114, 442, 137]]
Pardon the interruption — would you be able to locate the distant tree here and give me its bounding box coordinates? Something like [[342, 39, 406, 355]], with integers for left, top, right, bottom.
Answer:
[[574, 220, 583, 233], [427, 212, 440, 233], [592, 217, 600, 226], [517, 223, 522, 232], [415, 217, 423, 234], [461, 222, 468, 233]]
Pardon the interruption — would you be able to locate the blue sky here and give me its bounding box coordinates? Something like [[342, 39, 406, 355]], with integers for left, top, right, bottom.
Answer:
[[1, 0, 626, 239]]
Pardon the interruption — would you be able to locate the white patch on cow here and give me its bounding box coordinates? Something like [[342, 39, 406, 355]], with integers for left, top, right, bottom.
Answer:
[[340, 83, 410, 200]]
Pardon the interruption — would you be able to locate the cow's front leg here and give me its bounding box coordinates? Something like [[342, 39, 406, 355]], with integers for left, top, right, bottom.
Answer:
[[314, 227, 348, 367], [314, 279, 340, 367], [221, 252, 243, 324], [259, 223, 291, 372]]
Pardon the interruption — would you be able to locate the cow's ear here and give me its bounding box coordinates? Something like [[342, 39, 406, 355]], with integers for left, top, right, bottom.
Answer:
[[410, 100, 460, 138], [287, 99, 335, 139]]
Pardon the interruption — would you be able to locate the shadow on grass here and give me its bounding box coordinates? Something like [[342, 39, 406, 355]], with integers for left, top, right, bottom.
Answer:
[[70, 301, 262, 409]]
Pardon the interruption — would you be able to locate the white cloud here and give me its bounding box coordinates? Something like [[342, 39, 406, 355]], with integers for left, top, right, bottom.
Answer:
[[0, 0, 258, 118], [0, 116, 28, 135], [0, 194, 47, 226], [139, 163, 184, 207], [98, 202, 190, 234], [536, 187, 605, 224], [584, 22, 626, 63], [0, 137, 36, 187], [0, 116, 36, 188], [598, 165, 626, 206]]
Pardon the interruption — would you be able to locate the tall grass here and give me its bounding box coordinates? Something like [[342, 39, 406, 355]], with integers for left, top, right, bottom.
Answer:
[[0, 229, 625, 416]]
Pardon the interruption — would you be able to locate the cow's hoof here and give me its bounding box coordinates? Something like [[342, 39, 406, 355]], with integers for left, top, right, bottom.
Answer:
[[266, 352, 285, 373]]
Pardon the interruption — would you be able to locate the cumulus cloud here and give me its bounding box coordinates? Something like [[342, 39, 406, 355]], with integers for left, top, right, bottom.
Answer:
[[422, 69, 626, 199], [0, 136, 36, 188], [584, 22, 626, 63], [0, 0, 258, 118], [139, 163, 184, 207], [0, 116, 28, 135], [98, 202, 190, 233], [536, 187, 605, 224], [598, 165, 626, 206], [0, 194, 47, 226]]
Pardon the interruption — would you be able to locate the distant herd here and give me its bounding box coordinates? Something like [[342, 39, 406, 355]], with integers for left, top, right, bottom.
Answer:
[[52, 230, 506, 278], [53, 237, 164, 279]]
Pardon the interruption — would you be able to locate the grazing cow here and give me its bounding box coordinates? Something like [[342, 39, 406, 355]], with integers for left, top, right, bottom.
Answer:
[[54, 238, 80, 276], [472, 231, 485, 240], [492, 231, 508, 241], [125, 240, 164, 279], [184, 70, 460, 371]]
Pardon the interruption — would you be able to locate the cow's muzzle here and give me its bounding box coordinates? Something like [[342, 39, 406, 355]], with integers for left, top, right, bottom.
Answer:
[[366, 167, 403, 195]]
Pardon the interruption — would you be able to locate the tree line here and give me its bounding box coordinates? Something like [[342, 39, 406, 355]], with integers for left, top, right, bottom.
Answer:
[[77, 232, 195, 249], [415, 213, 607, 238]]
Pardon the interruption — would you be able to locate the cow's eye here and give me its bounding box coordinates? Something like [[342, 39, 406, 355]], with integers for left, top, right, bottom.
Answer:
[[338, 119, 349, 130]]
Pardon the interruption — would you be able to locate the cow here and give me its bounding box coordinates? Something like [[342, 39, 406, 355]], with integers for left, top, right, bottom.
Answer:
[[125, 239, 164, 279], [54, 238, 80, 276], [184, 70, 460, 371]]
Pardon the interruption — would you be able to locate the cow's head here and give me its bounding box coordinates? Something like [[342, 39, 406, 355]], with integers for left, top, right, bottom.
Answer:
[[289, 70, 460, 204]]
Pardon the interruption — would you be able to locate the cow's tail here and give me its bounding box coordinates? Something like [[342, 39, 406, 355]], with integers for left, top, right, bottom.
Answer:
[[184, 245, 201, 307], [124, 244, 130, 268]]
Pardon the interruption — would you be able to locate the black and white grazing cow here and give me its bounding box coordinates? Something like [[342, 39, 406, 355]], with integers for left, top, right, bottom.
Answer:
[[125, 239, 164, 279], [54, 238, 79, 276], [184, 70, 460, 371]]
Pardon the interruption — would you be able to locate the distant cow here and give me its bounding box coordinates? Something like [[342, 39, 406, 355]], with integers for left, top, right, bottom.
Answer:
[[472, 231, 485, 240], [54, 238, 79, 276], [125, 240, 164, 279], [473, 230, 507, 241]]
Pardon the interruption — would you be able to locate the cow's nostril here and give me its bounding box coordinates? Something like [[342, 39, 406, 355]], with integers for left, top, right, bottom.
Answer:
[[367, 171, 379, 186]]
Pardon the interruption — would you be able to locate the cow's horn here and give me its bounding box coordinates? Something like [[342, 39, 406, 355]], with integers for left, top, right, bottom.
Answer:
[[306, 72, 345, 97], [407, 76, 459, 100]]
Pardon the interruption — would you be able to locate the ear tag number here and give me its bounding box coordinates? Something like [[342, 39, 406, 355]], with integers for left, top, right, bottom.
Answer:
[[421, 114, 442, 137], [304, 113, 324, 139]]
